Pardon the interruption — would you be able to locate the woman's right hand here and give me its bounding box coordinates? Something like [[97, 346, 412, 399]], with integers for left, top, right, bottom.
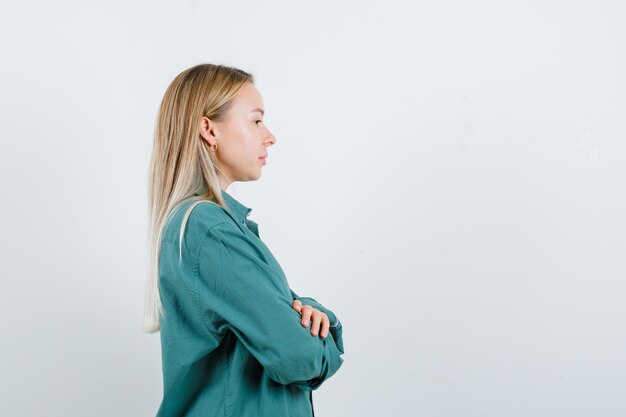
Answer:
[[292, 299, 330, 339]]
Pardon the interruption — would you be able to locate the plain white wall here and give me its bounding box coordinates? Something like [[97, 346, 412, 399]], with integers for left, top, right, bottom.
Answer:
[[1, 1, 625, 416]]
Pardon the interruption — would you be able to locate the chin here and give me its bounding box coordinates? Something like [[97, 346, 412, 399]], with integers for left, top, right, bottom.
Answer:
[[245, 171, 262, 181]]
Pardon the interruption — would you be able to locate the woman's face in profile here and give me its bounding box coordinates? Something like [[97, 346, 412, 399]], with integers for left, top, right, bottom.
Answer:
[[202, 82, 276, 186]]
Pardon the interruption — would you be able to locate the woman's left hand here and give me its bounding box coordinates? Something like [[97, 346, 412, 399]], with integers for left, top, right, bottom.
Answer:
[[292, 300, 330, 339]]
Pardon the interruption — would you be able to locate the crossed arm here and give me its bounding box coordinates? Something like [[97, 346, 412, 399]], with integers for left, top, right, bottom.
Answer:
[[290, 289, 344, 354], [195, 221, 345, 389]]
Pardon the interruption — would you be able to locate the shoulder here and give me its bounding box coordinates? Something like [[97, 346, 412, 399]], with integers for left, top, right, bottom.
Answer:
[[185, 199, 231, 229], [162, 198, 235, 250]]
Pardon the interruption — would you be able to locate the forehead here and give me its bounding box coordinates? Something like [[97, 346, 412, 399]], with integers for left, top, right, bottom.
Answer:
[[232, 82, 264, 113]]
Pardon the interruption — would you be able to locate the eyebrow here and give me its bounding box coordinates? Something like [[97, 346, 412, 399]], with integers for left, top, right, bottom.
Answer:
[[251, 107, 265, 116]]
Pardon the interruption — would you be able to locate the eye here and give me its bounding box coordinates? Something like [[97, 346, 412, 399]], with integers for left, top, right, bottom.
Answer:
[[255, 120, 263, 125]]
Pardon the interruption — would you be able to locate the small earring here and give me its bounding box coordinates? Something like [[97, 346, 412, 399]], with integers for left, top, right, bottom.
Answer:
[[210, 143, 218, 152]]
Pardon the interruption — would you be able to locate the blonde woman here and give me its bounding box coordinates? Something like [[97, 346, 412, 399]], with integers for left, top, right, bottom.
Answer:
[[143, 63, 345, 417]]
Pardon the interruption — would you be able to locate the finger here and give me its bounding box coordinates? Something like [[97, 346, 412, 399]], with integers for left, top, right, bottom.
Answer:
[[320, 315, 330, 338], [292, 299, 302, 313], [300, 306, 313, 327], [310, 311, 323, 336]]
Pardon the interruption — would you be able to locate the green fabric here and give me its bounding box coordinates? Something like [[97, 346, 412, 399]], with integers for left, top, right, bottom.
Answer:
[[155, 190, 345, 417], [289, 291, 344, 355]]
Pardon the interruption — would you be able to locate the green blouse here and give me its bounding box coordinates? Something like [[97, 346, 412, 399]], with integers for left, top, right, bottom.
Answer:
[[155, 189, 345, 417]]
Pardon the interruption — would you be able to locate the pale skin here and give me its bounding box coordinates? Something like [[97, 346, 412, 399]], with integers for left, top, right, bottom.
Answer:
[[198, 81, 331, 339]]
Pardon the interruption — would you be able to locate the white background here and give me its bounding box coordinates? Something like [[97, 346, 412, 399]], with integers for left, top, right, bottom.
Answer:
[[1, 1, 625, 416]]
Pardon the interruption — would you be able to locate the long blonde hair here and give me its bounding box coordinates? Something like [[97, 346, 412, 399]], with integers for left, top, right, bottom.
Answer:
[[142, 63, 254, 333]]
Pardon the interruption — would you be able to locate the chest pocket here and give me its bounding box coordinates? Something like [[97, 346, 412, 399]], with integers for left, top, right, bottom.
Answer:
[[243, 218, 291, 297]]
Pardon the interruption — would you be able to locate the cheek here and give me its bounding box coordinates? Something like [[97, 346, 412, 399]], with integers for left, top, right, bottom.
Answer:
[[223, 135, 258, 166], [241, 130, 261, 154], [220, 121, 259, 162]]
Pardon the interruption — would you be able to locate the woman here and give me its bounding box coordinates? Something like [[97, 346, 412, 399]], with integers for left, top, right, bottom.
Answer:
[[142, 63, 345, 417]]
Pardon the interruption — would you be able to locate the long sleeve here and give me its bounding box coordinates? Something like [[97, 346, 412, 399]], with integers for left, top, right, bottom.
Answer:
[[290, 289, 344, 355], [194, 221, 344, 391]]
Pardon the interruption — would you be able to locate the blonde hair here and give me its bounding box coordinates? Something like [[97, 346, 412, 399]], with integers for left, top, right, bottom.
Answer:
[[142, 63, 254, 333]]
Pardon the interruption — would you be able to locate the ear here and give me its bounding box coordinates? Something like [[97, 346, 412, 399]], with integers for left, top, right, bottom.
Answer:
[[199, 116, 220, 145]]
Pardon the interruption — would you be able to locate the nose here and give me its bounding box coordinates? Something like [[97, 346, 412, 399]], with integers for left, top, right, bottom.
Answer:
[[265, 127, 276, 146]]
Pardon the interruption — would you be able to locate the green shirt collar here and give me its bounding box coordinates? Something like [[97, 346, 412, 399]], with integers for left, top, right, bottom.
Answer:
[[192, 186, 253, 225], [221, 190, 253, 225]]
